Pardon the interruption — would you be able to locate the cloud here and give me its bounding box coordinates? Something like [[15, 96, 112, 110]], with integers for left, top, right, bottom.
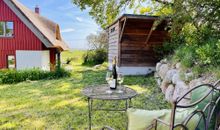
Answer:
[[76, 17, 83, 22], [61, 28, 75, 33]]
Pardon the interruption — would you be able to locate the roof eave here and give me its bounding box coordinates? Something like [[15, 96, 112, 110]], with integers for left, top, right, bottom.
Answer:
[[106, 14, 169, 29]]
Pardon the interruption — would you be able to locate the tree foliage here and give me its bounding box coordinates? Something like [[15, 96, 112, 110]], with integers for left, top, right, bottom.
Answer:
[[72, 0, 148, 28], [83, 31, 108, 65], [86, 31, 108, 50], [71, 0, 173, 28], [170, 0, 220, 35], [72, 0, 220, 34]]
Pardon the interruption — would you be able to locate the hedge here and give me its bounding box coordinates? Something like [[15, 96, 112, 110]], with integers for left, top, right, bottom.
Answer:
[[0, 68, 71, 84]]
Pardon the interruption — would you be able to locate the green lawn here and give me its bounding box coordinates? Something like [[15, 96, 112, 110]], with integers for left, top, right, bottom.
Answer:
[[0, 50, 169, 130]]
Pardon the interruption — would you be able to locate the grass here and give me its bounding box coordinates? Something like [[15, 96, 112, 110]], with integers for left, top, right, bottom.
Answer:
[[0, 50, 169, 129]]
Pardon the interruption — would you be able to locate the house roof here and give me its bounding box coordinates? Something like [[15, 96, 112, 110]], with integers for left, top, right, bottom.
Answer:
[[3, 0, 69, 51]]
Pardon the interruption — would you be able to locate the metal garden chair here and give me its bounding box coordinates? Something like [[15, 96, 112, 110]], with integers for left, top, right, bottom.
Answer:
[[147, 80, 220, 130], [102, 80, 220, 130]]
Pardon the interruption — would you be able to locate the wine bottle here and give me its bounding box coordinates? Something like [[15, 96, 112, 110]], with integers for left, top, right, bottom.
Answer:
[[111, 57, 117, 89]]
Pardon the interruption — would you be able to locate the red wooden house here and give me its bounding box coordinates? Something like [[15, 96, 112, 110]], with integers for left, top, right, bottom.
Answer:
[[0, 0, 69, 71]]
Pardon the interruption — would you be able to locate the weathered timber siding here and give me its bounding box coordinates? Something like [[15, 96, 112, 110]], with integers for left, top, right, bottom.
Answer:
[[108, 22, 119, 64], [120, 19, 168, 66]]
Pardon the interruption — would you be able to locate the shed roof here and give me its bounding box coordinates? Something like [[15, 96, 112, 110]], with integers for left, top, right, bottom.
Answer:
[[106, 14, 163, 29], [4, 0, 69, 51]]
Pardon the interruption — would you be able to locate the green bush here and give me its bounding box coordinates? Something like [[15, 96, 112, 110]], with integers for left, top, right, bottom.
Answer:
[[0, 69, 8, 83], [154, 34, 184, 60], [173, 45, 196, 68], [196, 39, 220, 65], [1, 68, 71, 84], [83, 49, 107, 65]]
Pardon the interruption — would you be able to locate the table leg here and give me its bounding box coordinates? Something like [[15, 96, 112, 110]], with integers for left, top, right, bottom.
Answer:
[[126, 100, 128, 110], [126, 99, 129, 130], [129, 98, 132, 108], [88, 98, 92, 130]]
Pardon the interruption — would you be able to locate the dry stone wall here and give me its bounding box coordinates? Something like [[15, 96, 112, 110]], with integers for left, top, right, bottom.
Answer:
[[154, 59, 214, 105]]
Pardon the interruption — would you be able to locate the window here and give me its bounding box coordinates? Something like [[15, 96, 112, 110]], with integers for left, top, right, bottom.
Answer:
[[6, 22, 14, 37], [110, 27, 115, 33], [0, 22, 4, 36], [0, 21, 14, 37], [7, 55, 15, 69]]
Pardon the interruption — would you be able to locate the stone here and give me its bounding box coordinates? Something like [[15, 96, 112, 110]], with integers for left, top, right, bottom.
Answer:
[[154, 72, 159, 78], [158, 64, 169, 79], [156, 62, 162, 72], [164, 69, 178, 84], [173, 81, 190, 101], [172, 73, 181, 85], [189, 78, 203, 88], [175, 62, 181, 69], [165, 84, 175, 102], [184, 72, 193, 81], [160, 80, 170, 93], [161, 58, 168, 64], [156, 77, 162, 86]]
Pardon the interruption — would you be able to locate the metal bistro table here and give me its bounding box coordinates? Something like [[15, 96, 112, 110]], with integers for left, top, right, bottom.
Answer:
[[82, 84, 137, 130]]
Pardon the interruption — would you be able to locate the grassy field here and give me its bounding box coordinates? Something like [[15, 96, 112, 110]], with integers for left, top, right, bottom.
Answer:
[[0, 50, 169, 130]]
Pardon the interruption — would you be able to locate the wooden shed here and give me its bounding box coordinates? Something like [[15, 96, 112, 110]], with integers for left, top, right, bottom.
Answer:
[[107, 14, 169, 75]]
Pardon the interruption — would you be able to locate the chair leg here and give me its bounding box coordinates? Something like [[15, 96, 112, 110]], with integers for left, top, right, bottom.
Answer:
[[215, 112, 220, 130]]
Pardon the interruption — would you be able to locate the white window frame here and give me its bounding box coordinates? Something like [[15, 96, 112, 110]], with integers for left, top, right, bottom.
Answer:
[[0, 21, 14, 38]]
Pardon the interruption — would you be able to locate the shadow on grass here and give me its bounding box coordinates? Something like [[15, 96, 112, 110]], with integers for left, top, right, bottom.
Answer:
[[0, 65, 170, 130]]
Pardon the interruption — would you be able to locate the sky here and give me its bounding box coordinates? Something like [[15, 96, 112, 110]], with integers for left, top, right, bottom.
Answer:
[[19, 0, 101, 50]]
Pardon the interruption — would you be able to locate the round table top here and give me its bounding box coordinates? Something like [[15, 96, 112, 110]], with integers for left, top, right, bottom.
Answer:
[[82, 84, 137, 100]]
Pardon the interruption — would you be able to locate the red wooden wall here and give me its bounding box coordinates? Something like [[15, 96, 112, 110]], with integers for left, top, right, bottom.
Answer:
[[0, 0, 55, 69]]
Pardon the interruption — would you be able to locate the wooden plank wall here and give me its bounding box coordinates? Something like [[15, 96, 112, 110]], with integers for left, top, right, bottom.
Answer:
[[108, 22, 119, 64], [120, 19, 168, 67]]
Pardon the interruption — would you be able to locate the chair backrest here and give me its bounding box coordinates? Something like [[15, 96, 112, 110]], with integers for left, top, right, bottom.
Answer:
[[170, 80, 220, 130]]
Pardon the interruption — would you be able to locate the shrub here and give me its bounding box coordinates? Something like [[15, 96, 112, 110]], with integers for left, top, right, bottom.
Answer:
[[1, 68, 71, 84], [173, 45, 196, 68], [52, 67, 71, 79], [153, 33, 185, 60], [83, 49, 107, 65], [196, 39, 220, 65], [0, 69, 8, 83]]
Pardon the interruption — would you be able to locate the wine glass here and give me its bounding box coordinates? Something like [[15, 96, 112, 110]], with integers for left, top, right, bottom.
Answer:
[[106, 72, 112, 83], [106, 72, 112, 94], [117, 73, 124, 93]]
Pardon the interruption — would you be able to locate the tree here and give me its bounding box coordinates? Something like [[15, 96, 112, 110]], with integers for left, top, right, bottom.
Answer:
[[72, 0, 220, 34], [71, 0, 175, 28], [86, 31, 108, 50], [72, 0, 143, 28]]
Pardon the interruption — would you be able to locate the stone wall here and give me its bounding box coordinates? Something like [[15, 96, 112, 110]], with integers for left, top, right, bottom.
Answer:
[[154, 59, 215, 105]]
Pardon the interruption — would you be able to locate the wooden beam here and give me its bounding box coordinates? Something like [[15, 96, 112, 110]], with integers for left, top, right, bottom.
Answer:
[[118, 21, 121, 67], [119, 18, 127, 43], [145, 21, 155, 45], [118, 18, 127, 67]]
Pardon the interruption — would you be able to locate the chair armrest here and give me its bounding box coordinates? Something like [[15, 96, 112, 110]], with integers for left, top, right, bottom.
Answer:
[[155, 118, 170, 126], [146, 118, 170, 130]]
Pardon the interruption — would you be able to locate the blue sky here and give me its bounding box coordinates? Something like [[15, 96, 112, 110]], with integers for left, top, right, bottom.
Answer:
[[19, 0, 101, 49]]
